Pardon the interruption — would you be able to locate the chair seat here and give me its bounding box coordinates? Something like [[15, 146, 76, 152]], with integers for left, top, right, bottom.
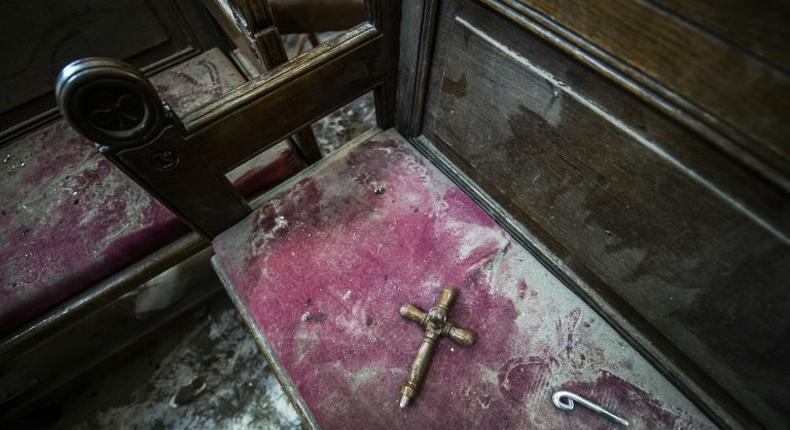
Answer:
[[0, 49, 302, 335], [211, 129, 714, 429]]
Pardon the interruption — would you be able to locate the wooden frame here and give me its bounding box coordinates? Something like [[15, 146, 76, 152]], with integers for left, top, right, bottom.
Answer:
[[203, 0, 322, 163], [0, 0, 325, 417]]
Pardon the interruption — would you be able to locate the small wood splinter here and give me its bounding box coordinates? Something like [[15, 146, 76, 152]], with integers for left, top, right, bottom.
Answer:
[[398, 287, 475, 408]]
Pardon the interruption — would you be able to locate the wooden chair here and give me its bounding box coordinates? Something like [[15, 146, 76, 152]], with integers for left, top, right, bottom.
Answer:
[[54, 0, 790, 429]]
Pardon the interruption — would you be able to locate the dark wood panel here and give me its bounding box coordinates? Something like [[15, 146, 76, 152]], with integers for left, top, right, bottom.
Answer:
[[507, 0, 790, 171], [651, 0, 790, 72], [0, 0, 167, 115], [396, 0, 439, 137], [422, 1, 790, 428], [0, 0, 223, 144], [367, 0, 402, 129]]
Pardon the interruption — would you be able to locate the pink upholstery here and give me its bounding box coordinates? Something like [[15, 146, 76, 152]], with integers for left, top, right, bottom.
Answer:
[[212, 130, 714, 429], [0, 49, 302, 335]]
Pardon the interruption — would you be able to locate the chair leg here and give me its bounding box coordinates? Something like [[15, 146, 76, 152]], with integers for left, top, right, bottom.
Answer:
[[308, 33, 321, 48], [289, 127, 322, 164]]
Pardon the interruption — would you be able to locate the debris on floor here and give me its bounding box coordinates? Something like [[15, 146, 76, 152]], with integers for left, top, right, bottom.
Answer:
[[28, 295, 303, 430], [170, 376, 207, 407]]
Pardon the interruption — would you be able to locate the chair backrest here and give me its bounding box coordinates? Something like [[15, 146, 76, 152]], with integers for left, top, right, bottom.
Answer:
[[202, 0, 288, 73], [203, 0, 367, 74], [55, 0, 399, 238], [203, 0, 331, 165]]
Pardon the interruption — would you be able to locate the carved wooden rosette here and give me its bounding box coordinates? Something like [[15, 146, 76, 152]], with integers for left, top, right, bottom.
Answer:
[[56, 58, 171, 152]]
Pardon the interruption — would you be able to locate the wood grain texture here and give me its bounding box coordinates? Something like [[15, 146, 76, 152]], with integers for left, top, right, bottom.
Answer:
[[507, 0, 790, 175], [651, 0, 790, 72], [395, 0, 439, 137], [421, 1, 789, 428], [204, 0, 321, 162]]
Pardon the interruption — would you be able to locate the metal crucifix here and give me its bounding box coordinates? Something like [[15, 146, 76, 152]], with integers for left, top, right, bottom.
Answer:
[[399, 287, 475, 408]]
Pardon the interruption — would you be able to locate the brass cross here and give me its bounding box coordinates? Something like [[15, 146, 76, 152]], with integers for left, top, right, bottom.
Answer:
[[399, 287, 475, 408]]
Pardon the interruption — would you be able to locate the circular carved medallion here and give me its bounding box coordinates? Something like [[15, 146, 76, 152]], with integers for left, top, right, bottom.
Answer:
[[56, 58, 166, 148]]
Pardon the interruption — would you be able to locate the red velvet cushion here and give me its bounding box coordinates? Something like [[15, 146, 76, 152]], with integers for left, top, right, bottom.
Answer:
[[0, 49, 301, 335], [212, 130, 713, 429]]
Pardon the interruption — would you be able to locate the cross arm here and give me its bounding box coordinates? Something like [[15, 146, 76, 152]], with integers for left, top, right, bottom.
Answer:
[[399, 304, 475, 346]]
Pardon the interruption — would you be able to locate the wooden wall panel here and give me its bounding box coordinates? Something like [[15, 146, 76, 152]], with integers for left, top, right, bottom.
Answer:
[[651, 0, 790, 71], [1, 0, 162, 116], [507, 0, 790, 175], [421, 1, 790, 428]]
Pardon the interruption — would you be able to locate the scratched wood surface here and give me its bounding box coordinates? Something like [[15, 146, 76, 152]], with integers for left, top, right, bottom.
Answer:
[[649, 0, 790, 71], [508, 0, 790, 174], [420, 1, 790, 428]]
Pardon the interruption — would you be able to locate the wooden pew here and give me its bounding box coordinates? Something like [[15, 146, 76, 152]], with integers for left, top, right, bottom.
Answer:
[[53, 1, 790, 428]]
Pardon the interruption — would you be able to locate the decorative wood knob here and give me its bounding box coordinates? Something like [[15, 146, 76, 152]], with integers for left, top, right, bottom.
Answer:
[[55, 57, 167, 150]]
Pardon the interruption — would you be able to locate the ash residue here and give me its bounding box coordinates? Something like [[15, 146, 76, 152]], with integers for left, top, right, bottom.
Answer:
[[312, 92, 376, 156]]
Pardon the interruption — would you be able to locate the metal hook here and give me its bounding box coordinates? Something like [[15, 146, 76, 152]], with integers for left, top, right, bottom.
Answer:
[[552, 390, 630, 427]]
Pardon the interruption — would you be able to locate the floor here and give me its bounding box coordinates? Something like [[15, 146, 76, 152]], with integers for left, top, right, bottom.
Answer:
[[29, 294, 303, 430]]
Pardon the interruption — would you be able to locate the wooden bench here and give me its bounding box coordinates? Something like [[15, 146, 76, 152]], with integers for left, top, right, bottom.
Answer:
[[52, 0, 790, 428]]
